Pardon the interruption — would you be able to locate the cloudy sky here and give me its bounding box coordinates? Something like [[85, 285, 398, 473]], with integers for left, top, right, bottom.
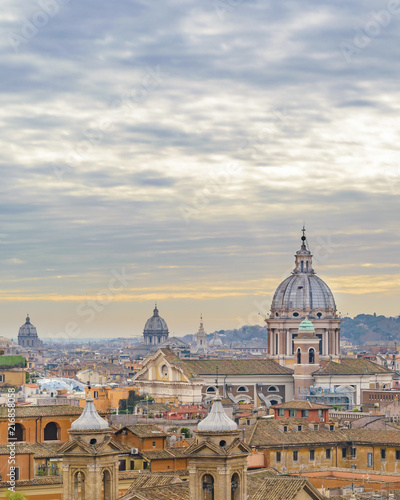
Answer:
[[1, 0, 399, 340]]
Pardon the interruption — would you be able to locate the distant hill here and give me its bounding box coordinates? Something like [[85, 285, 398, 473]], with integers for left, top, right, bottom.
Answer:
[[341, 314, 400, 345]]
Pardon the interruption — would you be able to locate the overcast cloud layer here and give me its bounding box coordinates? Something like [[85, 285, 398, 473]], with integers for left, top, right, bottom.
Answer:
[[0, 0, 399, 339]]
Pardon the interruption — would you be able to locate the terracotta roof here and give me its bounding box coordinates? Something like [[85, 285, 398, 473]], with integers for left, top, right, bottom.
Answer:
[[141, 447, 188, 460], [172, 356, 293, 378], [119, 425, 168, 438], [252, 476, 325, 500], [121, 473, 183, 498], [121, 482, 189, 500], [313, 358, 392, 376], [273, 400, 331, 410], [0, 405, 82, 418], [248, 418, 400, 448], [0, 442, 63, 457]]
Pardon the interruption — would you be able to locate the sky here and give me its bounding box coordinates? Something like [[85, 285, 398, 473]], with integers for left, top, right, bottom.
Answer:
[[0, 0, 400, 340]]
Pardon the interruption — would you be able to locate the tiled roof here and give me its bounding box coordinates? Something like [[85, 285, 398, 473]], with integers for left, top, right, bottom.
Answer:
[[0, 442, 63, 457], [273, 400, 331, 410], [122, 424, 168, 438], [141, 447, 188, 460], [172, 356, 293, 378], [122, 482, 189, 500], [121, 473, 183, 498], [248, 418, 400, 448], [246, 469, 280, 498], [252, 476, 325, 500], [313, 358, 392, 376], [0, 405, 82, 418]]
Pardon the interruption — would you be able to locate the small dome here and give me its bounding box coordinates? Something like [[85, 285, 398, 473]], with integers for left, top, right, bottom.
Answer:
[[18, 315, 39, 337], [198, 395, 237, 432], [71, 397, 109, 431], [209, 332, 223, 346], [143, 305, 169, 334], [298, 319, 315, 332]]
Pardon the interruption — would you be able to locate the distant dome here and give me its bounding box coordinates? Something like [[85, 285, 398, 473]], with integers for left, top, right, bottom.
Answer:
[[71, 397, 109, 431], [18, 315, 38, 337], [271, 231, 336, 318], [198, 395, 237, 432], [143, 305, 169, 335], [209, 332, 223, 346]]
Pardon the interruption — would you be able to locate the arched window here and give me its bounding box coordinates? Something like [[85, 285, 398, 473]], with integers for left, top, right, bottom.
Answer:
[[206, 386, 216, 393], [103, 469, 112, 500], [297, 348, 301, 364], [309, 348, 315, 364], [231, 472, 240, 500], [306, 261, 309, 272], [10, 423, 25, 442], [73, 471, 85, 500], [270, 400, 278, 406], [202, 473, 214, 500], [44, 422, 59, 441], [268, 386, 278, 392], [301, 260, 304, 272], [237, 386, 248, 392]]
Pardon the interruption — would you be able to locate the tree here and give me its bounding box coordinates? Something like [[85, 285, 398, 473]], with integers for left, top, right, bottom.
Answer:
[[119, 390, 141, 413], [6, 492, 27, 500], [180, 427, 192, 438]]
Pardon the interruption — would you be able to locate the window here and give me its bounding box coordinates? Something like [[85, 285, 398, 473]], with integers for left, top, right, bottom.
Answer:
[[206, 386, 216, 393], [44, 422, 58, 441], [330, 424, 334, 431], [351, 448, 356, 459], [310, 450, 315, 461], [396, 450, 400, 461], [309, 348, 315, 364], [342, 448, 347, 459], [293, 450, 298, 461], [313, 424, 319, 430], [270, 400, 278, 406], [14, 468, 19, 480], [93, 391, 99, 398], [302, 410, 309, 418], [318, 409, 323, 418], [0, 375, 4, 382], [297, 348, 301, 364], [268, 386, 278, 392], [10, 423, 25, 442], [289, 409, 296, 417], [298, 425, 302, 431], [326, 448, 331, 460], [367, 452, 373, 467], [237, 386, 248, 392], [152, 441, 156, 447], [130, 460, 135, 470], [381, 449, 386, 460], [278, 409, 285, 417], [119, 460, 126, 471], [283, 426, 288, 432], [276, 451, 281, 463]]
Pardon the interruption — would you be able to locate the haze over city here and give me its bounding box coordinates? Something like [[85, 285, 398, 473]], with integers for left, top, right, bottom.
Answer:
[[1, 0, 400, 338]]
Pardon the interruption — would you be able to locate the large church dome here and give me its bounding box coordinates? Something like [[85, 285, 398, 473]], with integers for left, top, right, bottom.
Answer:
[[143, 305, 169, 334], [18, 315, 38, 337], [270, 230, 336, 319]]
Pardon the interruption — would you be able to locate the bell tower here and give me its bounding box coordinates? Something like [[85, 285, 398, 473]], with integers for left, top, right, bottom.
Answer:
[[186, 393, 251, 500], [60, 395, 121, 500], [293, 318, 320, 398]]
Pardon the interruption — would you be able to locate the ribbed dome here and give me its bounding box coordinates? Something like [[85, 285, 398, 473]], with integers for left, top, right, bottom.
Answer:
[[18, 315, 38, 336], [71, 397, 109, 431], [271, 230, 336, 318], [198, 395, 237, 432], [143, 305, 169, 334], [272, 274, 335, 312]]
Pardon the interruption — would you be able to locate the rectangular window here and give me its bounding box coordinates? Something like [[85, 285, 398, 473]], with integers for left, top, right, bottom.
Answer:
[[367, 452, 373, 467], [318, 409, 323, 418], [293, 450, 298, 462], [351, 447, 356, 459], [283, 426, 288, 432], [276, 451, 281, 463], [326, 448, 331, 460], [119, 460, 126, 471], [130, 460, 135, 470], [330, 424, 334, 431], [14, 468, 19, 480], [310, 450, 315, 461], [94, 391, 99, 399], [297, 425, 302, 431], [278, 409, 284, 417], [314, 424, 319, 430], [381, 449, 386, 460], [302, 410, 309, 418], [342, 447, 347, 459], [289, 409, 296, 417], [0, 374, 4, 382], [152, 441, 156, 447], [396, 450, 400, 461]]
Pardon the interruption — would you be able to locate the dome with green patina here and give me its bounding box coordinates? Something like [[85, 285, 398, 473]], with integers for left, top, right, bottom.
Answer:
[[298, 319, 315, 332]]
